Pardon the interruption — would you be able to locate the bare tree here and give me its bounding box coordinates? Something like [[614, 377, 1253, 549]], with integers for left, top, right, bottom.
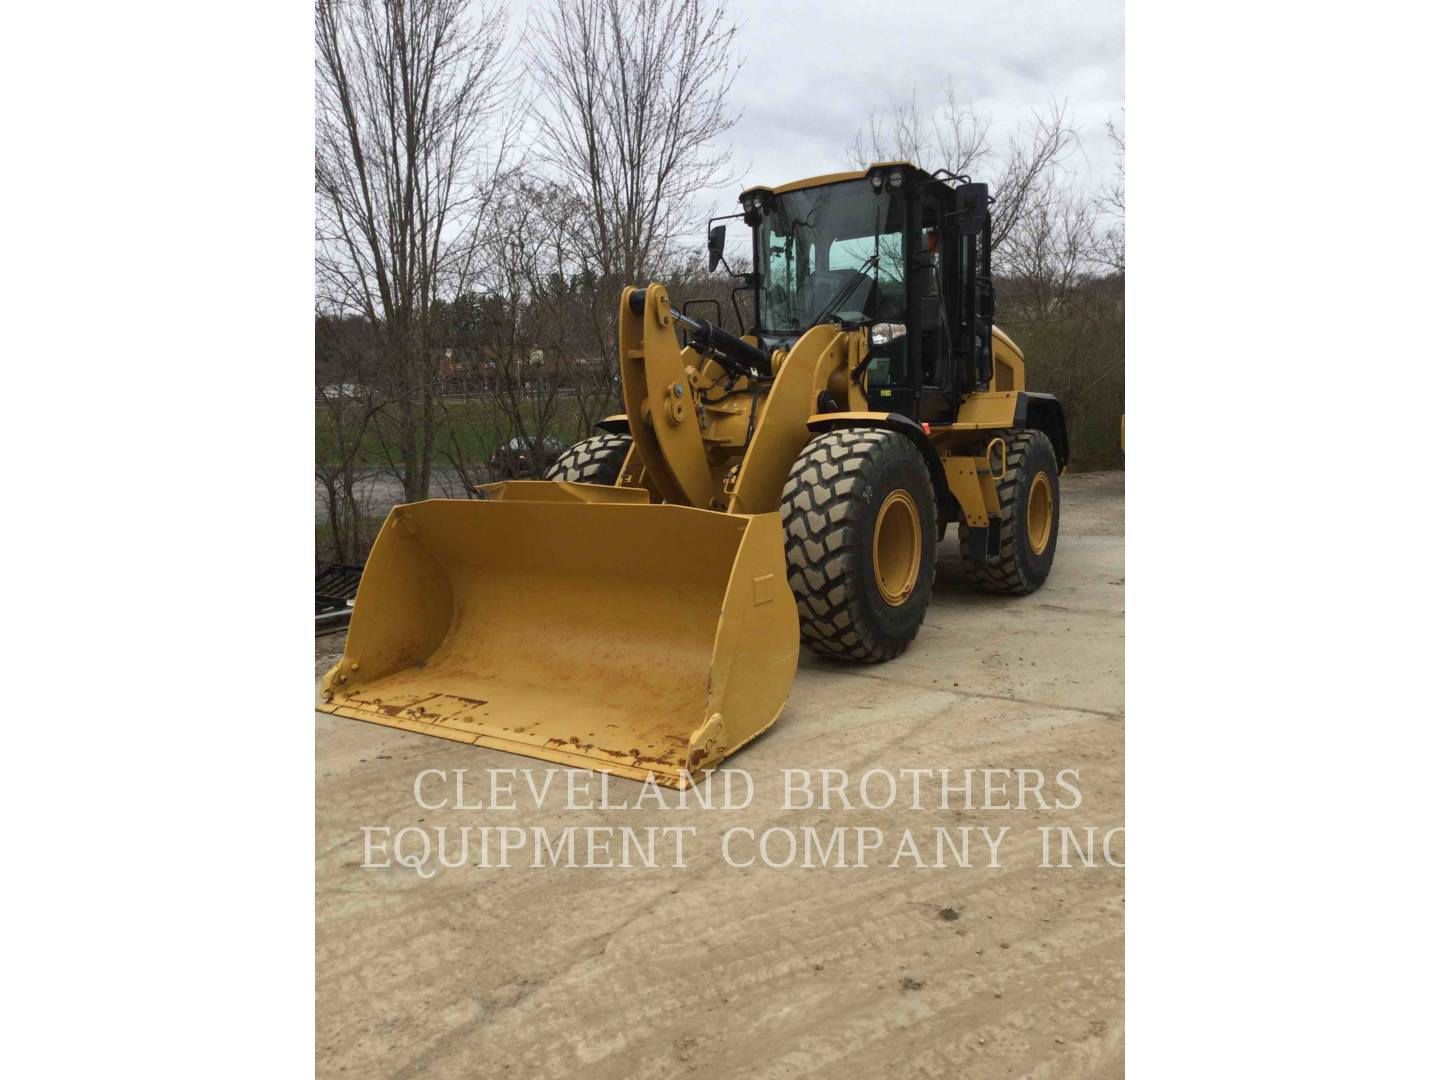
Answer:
[[849, 80, 990, 181], [315, 0, 516, 501], [427, 175, 609, 487], [315, 315, 385, 563], [849, 91, 1078, 256], [518, 0, 745, 452], [1001, 174, 1097, 318], [1098, 115, 1125, 216], [496, 179, 618, 435], [529, 0, 742, 387], [852, 86, 1123, 469], [988, 101, 1079, 253], [1094, 114, 1125, 273], [472, 183, 569, 468]]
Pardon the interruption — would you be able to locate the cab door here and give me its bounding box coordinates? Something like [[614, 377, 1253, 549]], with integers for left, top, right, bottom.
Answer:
[[915, 187, 956, 423]]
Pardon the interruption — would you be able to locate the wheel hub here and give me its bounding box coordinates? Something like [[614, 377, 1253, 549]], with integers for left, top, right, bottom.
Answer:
[[873, 489, 922, 606], [1027, 471, 1054, 555]]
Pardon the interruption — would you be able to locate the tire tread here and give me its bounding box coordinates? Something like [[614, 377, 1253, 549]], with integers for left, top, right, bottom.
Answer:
[[955, 428, 1057, 595], [780, 430, 933, 662], [543, 433, 632, 484]]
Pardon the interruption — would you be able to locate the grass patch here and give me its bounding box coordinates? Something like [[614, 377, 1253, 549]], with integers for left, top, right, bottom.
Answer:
[[316, 396, 590, 470]]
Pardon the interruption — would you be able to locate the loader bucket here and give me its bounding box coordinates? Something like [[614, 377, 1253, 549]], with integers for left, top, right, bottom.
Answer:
[[318, 485, 799, 787]]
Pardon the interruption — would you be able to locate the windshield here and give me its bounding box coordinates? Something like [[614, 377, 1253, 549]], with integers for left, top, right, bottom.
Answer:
[[756, 179, 906, 333]]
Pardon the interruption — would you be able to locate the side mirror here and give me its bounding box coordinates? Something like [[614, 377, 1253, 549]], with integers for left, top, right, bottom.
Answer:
[[951, 182, 989, 237], [707, 224, 726, 272]]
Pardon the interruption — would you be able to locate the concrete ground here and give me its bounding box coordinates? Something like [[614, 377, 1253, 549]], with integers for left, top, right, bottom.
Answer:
[[316, 470, 1124, 1079]]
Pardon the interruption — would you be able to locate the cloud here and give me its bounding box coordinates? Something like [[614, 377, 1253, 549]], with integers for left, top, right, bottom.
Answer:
[[507, 0, 1122, 236], [716, 0, 1123, 198]]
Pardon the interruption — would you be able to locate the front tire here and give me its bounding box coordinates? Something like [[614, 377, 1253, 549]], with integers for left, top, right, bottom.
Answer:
[[780, 429, 937, 662], [543, 432, 632, 485], [956, 428, 1060, 594]]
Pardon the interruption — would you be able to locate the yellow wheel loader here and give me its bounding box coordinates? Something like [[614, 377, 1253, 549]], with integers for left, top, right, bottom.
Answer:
[[319, 162, 1068, 787]]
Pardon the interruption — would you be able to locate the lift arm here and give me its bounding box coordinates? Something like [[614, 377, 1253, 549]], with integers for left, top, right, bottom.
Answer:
[[617, 283, 868, 514]]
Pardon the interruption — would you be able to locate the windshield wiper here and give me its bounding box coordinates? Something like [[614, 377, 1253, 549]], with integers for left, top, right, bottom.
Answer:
[[801, 254, 879, 333]]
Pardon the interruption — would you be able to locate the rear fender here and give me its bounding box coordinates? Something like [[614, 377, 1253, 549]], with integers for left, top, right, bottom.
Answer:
[[1014, 392, 1070, 470]]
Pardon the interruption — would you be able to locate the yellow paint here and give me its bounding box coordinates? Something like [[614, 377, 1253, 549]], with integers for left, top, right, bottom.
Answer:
[[1027, 469, 1054, 554], [949, 391, 1019, 430], [745, 161, 916, 197], [872, 489, 922, 605], [618, 285, 713, 507], [992, 326, 1025, 392], [319, 486, 798, 789], [726, 325, 864, 515], [942, 457, 994, 528], [326, 265, 1042, 786]]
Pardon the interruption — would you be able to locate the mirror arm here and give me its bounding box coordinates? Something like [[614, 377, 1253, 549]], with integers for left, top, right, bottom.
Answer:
[[707, 213, 748, 277]]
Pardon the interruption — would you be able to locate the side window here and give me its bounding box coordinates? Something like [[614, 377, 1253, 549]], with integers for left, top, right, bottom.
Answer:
[[764, 231, 813, 329]]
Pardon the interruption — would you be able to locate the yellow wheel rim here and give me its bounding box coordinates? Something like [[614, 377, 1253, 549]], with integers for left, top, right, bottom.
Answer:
[[873, 489, 922, 606], [1027, 470, 1054, 555]]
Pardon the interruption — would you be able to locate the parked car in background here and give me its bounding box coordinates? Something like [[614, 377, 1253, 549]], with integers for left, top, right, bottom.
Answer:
[[488, 435, 567, 479]]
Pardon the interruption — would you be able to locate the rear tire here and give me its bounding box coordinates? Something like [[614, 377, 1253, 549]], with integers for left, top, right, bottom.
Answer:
[[780, 429, 936, 662], [956, 428, 1060, 594], [544, 432, 632, 485]]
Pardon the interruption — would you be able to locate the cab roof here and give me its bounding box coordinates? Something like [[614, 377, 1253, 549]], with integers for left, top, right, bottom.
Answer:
[[739, 161, 926, 201]]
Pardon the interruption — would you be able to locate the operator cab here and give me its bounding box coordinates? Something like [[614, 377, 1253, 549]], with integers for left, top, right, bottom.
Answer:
[[733, 162, 996, 425]]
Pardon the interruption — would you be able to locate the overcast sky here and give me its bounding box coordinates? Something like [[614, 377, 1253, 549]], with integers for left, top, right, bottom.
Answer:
[[720, 0, 1124, 196], [504, 0, 1123, 242]]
